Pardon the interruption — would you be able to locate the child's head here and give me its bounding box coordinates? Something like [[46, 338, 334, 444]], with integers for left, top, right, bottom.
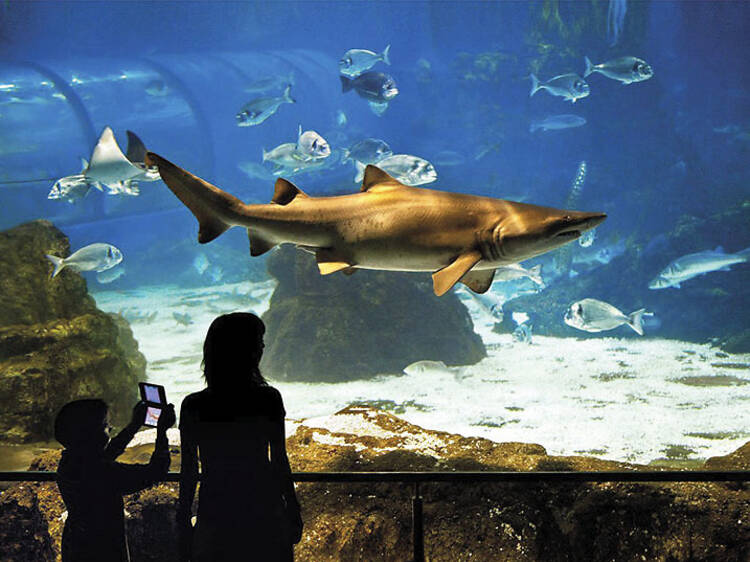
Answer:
[[54, 399, 110, 451]]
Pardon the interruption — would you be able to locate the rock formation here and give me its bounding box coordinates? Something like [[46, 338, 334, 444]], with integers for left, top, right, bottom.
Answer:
[[0, 221, 146, 442], [1, 407, 747, 561], [260, 246, 486, 382]]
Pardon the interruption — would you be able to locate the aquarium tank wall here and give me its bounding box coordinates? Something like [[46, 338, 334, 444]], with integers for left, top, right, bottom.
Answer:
[[0, 2, 748, 556]]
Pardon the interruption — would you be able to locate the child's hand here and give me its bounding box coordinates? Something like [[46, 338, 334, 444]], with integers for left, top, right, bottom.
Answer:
[[157, 404, 176, 432], [129, 401, 148, 428]]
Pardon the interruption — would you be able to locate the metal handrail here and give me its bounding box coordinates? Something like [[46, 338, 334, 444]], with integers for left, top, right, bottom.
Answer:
[[3, 470, 747, 562]]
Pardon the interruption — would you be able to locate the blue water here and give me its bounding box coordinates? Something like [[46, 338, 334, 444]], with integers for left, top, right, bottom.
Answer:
[[1, 2, 749, 462]]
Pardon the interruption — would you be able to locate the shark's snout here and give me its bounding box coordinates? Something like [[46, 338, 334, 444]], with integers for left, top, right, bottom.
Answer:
[[554, 212, 607, 239]]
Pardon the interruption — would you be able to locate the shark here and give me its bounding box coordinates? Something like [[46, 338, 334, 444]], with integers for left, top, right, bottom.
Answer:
[[145, 152, 606, 296]]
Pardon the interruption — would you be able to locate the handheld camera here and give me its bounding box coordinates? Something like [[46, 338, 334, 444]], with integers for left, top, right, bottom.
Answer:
[[138, 382, 167, 427]]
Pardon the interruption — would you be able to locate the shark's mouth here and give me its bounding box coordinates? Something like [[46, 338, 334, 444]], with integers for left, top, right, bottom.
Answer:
[[556, 230, 581, 240]]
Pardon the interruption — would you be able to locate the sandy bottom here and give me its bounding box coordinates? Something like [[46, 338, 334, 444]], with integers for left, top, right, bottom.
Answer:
[[92, 281, 750, 466]]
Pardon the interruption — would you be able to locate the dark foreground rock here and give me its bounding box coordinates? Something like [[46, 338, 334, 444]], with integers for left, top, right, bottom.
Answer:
[[503, 202, 750, 351], [260, 246, 486, 382], [1, 407, 747, 561], [0, 221, 145, 442]]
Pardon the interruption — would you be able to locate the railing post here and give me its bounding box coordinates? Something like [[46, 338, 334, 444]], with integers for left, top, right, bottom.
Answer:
[[412, 481, 424, 562]]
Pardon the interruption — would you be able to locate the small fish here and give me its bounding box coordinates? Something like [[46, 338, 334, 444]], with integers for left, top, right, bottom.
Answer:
[[584, 56, 653, 84], [573, 239, 625, 268], [244, 72, 295, 94], [474, 142, 501, 161], [236, 84, 295, 127], [173, 312, 193, 326], [207, 266, 224, 283], [343, 138, 392, 164], [144, 79, 168, 97], [296, 126, 331, 160], [96, 264, 125, 284], [529, 73, 590, 103], [238, 161, 275, 181], [459, 288, 504, 321], [512, 323, 533, 344], [354, 154, 436, 186], [339, 45, 391, 78], [432, 150, 466, 167], [46, 243, 123, 278], [340, 71, 398, 115], [262, 142, 309, 171], [403, 360, 457, 377], [648, 246, 750, 289], [578, 229, 596, 248], [48, 158, 103, 203], [335, 110, 348, 127], [193, 253, 209, 275], [564, 298, 650, 335], [494, 264, 544, 287], [530, 114, 587, 133]]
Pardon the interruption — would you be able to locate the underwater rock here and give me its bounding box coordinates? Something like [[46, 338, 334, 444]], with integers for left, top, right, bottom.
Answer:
[[1, 407, 748, 562], [0, 221, 145, 442], [260, 246, 486, 382], [503, 202, 750, 348]]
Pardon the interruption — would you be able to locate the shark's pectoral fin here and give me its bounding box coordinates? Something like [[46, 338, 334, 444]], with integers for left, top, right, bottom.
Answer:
[[272, 177, 309, 205], [432, 250, 482, 296], [460, 268, 495, 294], [316, 249, 355, 275], [342, 267, 358, 276], [248, 230, 277, 257]]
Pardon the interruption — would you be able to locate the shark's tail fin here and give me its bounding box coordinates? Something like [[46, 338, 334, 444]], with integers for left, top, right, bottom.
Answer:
[[145, 152, 242, 244], [381, 44, 391, 65], [626, 308, 650, 336], [340, 75, 353, 93], [529, 73, 541, 97], [45, 254, 66, 278], [584, 56, 594, 78]]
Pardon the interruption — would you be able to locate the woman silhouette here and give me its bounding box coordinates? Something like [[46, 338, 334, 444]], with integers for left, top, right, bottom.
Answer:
[[177, 312, 302, 562]]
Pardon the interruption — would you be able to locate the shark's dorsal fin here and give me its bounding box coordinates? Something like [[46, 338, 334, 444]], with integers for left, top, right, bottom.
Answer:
[[361, 165, 405, 193], [272, 178, 309, 205], [460, 268, 495, 294], [125, 130, 148, 164], [432, 250, 482, 296]]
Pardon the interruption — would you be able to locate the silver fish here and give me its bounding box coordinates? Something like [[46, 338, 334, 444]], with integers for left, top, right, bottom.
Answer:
[[262, 142, 303, 169], [344, 138, 392, 165], [96, 264, 125, 284], [530, 114, 587, 133], [339, 45, 391, 78], [46, 243, 123, 278], [529, 73, 590, 103], [236, 84, 295, 127], [494, 264, 544, 287], [354, 154, 436, 186], [48, 158, 103, 203], [296, 126, 331, 160], [649, 246, 750, 289], [432, 150, 466, 167], [244, 72, 295, 94], [173, 312, 193, 326], [564, 298, 649, 335], [584, 56, 653, 84]]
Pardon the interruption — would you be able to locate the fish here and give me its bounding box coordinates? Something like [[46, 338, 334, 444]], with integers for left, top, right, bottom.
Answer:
[[339, 45, 391, 78], [584, 56, 653, 84], [193, 253, 209, 275], [46, 243, 123, 278], [458, 287, 504, 321], [244, 72, 295, 94], [296, 126, 331, 160], [274, 149, 344, 178], [474, 142, 501, 162], [84, 127, 145, 192], [96, 264, 125, 284], [573, 238, 626, 269], [530, 114, 587, 133], [144, 79, 168, 97], [512, 323, 533, 344], [340, 71, 398, 115], [238, 161, 276, 181], [403, 360, 458, 377], [343, 138, 392, 165], [648, 246, 750, 289], [494, 264, 544, 287], [236, 84, 295, 127], [564, 298, 650, 335], [354, 154, 436, 186], [335, 110, 348, 127], [48, 158, 104, 203], [529, 73, 590, 103], [432, 150, 466, 167], [146, 152, 606, 297], [262, 143, 303, 169], [173, 312, 193, 326]]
